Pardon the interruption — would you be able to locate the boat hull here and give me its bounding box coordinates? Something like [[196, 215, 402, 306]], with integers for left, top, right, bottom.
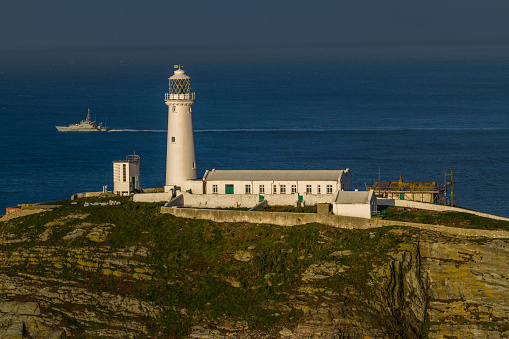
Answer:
[[55, 109, 109, 132], [56, 126, 109, 132]]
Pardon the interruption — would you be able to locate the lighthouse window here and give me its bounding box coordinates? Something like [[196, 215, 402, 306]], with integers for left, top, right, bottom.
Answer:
[[192, 162, 196, 169], [172, 106, 176, 112], [171, 137, 175, 143]]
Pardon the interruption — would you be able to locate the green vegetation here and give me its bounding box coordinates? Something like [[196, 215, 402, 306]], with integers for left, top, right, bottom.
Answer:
[[0, 197, 416, 337], [383, 207, 509, 231]]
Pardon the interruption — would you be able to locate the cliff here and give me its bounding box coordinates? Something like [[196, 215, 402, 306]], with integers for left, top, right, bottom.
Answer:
[[0, 197, 508, 338]]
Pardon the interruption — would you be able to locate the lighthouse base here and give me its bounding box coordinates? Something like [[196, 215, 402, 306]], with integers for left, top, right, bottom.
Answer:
[[164, 185, 180, 197]]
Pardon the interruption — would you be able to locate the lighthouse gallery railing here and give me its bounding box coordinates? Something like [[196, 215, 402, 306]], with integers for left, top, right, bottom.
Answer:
[[165, 93, 195, 100]]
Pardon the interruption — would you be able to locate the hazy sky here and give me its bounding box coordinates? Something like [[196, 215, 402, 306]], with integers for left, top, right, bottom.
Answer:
[[1, 0, 509, 50]]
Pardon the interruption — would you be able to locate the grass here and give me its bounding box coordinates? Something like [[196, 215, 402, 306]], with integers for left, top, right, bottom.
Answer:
[[383, 207, 509, 231]]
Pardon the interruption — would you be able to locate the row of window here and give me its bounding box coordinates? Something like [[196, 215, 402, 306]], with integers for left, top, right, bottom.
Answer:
[[211, 184, 334, 194], [171, 106, 192, 113]]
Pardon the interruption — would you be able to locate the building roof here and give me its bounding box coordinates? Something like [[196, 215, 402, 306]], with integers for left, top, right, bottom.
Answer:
[[335, 191, 373, 204], [204, 170, 348, 182], [373, 181, 441, 192]]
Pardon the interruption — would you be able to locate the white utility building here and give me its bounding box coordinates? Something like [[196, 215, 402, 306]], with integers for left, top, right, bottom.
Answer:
[[113, 154, 140, 195], [333, 190, 377, 219], [164, 67, 197, 195]]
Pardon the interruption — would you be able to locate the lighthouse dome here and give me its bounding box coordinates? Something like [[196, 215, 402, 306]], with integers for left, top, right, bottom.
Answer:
[[170, 68, 191, 80]]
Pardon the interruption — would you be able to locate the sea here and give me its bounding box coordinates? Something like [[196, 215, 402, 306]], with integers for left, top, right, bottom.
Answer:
[[1, 44, 508, 217]]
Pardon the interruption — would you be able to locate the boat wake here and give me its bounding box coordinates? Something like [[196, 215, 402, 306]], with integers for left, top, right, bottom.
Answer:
[[194, 127, 509, 132], [108, 129, 166, 133]]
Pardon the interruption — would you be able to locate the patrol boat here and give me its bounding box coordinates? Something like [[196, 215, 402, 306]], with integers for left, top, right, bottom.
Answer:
[[55, 109, 109, 132]]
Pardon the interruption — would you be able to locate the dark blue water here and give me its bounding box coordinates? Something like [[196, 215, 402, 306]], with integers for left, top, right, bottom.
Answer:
[[1, 45, 508, 216]]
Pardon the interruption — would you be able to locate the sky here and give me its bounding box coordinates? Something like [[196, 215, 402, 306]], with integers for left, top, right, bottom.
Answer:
[[1, 0, 509, 51]]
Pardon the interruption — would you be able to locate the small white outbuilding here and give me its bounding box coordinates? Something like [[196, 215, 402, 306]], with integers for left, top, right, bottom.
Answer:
[[113, 154, 140, 196], [333, 190, 377, 219]]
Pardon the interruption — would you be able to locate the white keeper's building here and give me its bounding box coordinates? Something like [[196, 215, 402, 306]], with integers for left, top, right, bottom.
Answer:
[[200, 169, 351, 200]]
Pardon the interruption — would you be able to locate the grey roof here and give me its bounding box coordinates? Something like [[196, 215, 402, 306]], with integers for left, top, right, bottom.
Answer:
[[335, 191, 372, 204], [204, 170, 346, 182]]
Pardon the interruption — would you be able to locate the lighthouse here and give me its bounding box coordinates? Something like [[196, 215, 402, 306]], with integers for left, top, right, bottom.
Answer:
[[164, 66, 197, 195]]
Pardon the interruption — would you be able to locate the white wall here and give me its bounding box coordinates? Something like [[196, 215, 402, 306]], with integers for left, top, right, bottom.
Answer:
[[333, 204, 372, 219], [182, 180, 204, 194], [182, 193, 259, 209], [204, 180, 341, 196], [133, 192, 173, 202]]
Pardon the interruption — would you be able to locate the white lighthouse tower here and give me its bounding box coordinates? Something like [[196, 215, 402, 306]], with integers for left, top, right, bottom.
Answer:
[[164, 66, 197, 195]]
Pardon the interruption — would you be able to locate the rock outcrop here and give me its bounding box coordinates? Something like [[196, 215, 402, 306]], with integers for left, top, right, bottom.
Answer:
[[1, 199, 508, 338]]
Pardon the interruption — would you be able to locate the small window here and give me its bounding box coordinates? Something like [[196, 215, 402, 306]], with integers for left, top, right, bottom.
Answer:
[[122, 164, 127, 182], [259, 185, 265, 194], [172, 106, 176, 112], [327, 184, 333, 194], [273, 185, 277, 194], [280, 185, 286, 194], [245, 184, 251, 194], [171, 136, 176, 143], [317, 185, 321, 194], [212, 184, 218, 194], [306, 185, 312, 194], [189, 107, 192, 113], [192, 162, 196, 169], [291, 185, 297, 194]]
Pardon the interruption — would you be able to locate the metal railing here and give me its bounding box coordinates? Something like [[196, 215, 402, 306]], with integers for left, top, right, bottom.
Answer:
[[165, 93, 195, 100], [371, 210, 386, 216]]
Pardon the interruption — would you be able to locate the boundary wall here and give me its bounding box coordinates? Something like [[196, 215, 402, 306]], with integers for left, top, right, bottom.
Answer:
[[160, 206, 509, 239], [378, 199, 509, 222], [161, 207, 376, 229], [134, 192, 336, 207], [133, 192, 173, 203]]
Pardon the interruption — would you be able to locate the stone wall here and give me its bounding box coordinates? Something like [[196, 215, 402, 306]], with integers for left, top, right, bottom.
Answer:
[[161, 207, 509, 239], [71, 192, 107, 200], [181, 193, 259, 209], [162, 207, 381, 229], [133, 192, 173, 203]]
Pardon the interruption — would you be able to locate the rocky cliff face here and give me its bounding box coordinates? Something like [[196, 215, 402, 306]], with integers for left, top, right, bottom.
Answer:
[[0, 200, 508, 338]]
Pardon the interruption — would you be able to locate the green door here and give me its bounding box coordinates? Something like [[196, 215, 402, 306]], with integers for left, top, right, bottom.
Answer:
[[225, 184, 234, 194], [400, 193, 405, 200]]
